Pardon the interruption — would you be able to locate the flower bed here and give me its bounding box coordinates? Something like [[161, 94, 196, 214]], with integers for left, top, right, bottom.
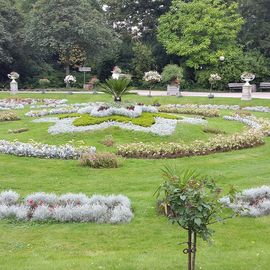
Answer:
[[162, 104, 270, 113], [0, 140, 96, 159], [224, 115, 270, 135], [0, 191, 133, 224], [0, 111, 20, 122], [158, 106, 220, 117], [220, 186, 270, 217], [33, 116, 179, 136], [117, 130, 264, 159], [0, 98, 67, 110]]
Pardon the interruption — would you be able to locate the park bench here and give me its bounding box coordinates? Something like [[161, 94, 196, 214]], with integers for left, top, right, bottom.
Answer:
[[259, 82, 270, 91], [228, 83, 257, 92]]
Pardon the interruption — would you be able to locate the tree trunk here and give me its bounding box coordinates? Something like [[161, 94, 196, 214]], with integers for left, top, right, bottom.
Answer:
[[192, 232, 197, 270], [114, 96, 121, 102], [65, 65, 70, 88], [188, 229, 192, 270]]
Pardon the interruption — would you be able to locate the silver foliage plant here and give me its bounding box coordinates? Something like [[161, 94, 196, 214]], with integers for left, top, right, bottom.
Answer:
[[0, 191, 133, 224], [220, 186, 270, 217], [0, 140, 96, 159]]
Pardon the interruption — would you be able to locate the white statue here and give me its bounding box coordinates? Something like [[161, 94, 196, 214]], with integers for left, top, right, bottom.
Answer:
[[8, 72, 20, 94]]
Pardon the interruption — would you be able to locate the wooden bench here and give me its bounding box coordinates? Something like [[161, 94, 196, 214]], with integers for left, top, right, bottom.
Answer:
[[259, 82, 270, 91], [228, 83, 257, 92]]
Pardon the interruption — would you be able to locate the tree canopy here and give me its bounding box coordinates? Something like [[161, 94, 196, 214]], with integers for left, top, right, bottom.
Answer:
[[158, 0, 244, 69]]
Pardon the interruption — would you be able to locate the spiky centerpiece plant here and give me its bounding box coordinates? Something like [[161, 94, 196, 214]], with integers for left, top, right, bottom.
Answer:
[[100, 78, 131, 102]]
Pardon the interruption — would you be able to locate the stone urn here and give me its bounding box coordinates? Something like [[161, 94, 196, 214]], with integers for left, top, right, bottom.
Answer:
[[8, 72, 20, 94], [241, 72, 255, 101]]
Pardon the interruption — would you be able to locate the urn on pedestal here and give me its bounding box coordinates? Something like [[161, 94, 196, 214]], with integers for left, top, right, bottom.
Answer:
[[7, 72, 20, 94], [241, 72, 255, 101]]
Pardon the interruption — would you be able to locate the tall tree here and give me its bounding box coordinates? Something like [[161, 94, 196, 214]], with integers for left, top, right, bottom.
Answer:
[[102, 0, 172, 40], [240, 0, 270, 57], [26, 0, 121, 78], [158, 0, 244, 69]]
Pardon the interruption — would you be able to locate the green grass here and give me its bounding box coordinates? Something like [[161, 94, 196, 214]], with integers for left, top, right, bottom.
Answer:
[[0, 93, 269, 269]]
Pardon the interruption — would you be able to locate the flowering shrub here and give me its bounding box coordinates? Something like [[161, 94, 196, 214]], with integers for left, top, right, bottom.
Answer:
[[0, 111, 20, 121], [117, 130, 264, 159], [221, 186, 270, 217], [209, 73, 222, 83], [80, 152, 119, 168], [159, 106, 220, 117], [0, 191, 133, 224], [143, 71, 162, 83], [0, 140, 96, 159]]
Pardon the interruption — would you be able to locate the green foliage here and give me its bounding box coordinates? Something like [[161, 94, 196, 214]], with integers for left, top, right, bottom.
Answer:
[[158, 0, 244, 69], [161, 64, 183, 84], [69, 112, 179, 128], [26, 0, 120, 70], [240, 0, 270, 57], [132, 42, 155, 79], [196, 50, 270, 88], [100, 78, 132, 101]]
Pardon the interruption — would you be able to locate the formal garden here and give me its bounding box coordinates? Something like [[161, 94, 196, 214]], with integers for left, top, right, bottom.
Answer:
[[1, 0, 270, 269]]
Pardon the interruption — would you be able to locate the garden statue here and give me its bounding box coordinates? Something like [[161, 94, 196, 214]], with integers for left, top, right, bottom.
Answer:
[[112, 66, 122, 80], [7, 72, 20, 94], [241, 72, 255, 101], [64, 74, 76, 89]]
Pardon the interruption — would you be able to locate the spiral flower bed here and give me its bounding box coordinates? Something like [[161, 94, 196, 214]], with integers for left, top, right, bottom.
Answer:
[[0, 191, 133, 224]]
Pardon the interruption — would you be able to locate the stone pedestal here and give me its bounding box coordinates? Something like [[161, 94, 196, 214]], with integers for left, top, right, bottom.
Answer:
[[10, 80, 18, 95], [241, 84, 252, 101], [167, 85, 180, 96]]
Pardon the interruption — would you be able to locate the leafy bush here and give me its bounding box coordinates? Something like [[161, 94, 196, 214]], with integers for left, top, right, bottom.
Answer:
[[0, 111, 20, 121], [156, 168, 236, 270], [161, 64, 183, 84], [80, 152, 119, 169]]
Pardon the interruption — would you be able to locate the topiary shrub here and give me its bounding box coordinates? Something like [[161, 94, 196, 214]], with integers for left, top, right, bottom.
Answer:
[[161, 64, 184, 85]]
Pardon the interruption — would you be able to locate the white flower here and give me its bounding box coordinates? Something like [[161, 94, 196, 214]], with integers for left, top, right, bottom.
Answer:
[[143, 71, 162, 83], [209, 73, 221, 83]]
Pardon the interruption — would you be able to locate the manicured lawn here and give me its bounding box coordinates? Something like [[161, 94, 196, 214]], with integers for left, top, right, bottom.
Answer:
[[0, 93, 269, 270]]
